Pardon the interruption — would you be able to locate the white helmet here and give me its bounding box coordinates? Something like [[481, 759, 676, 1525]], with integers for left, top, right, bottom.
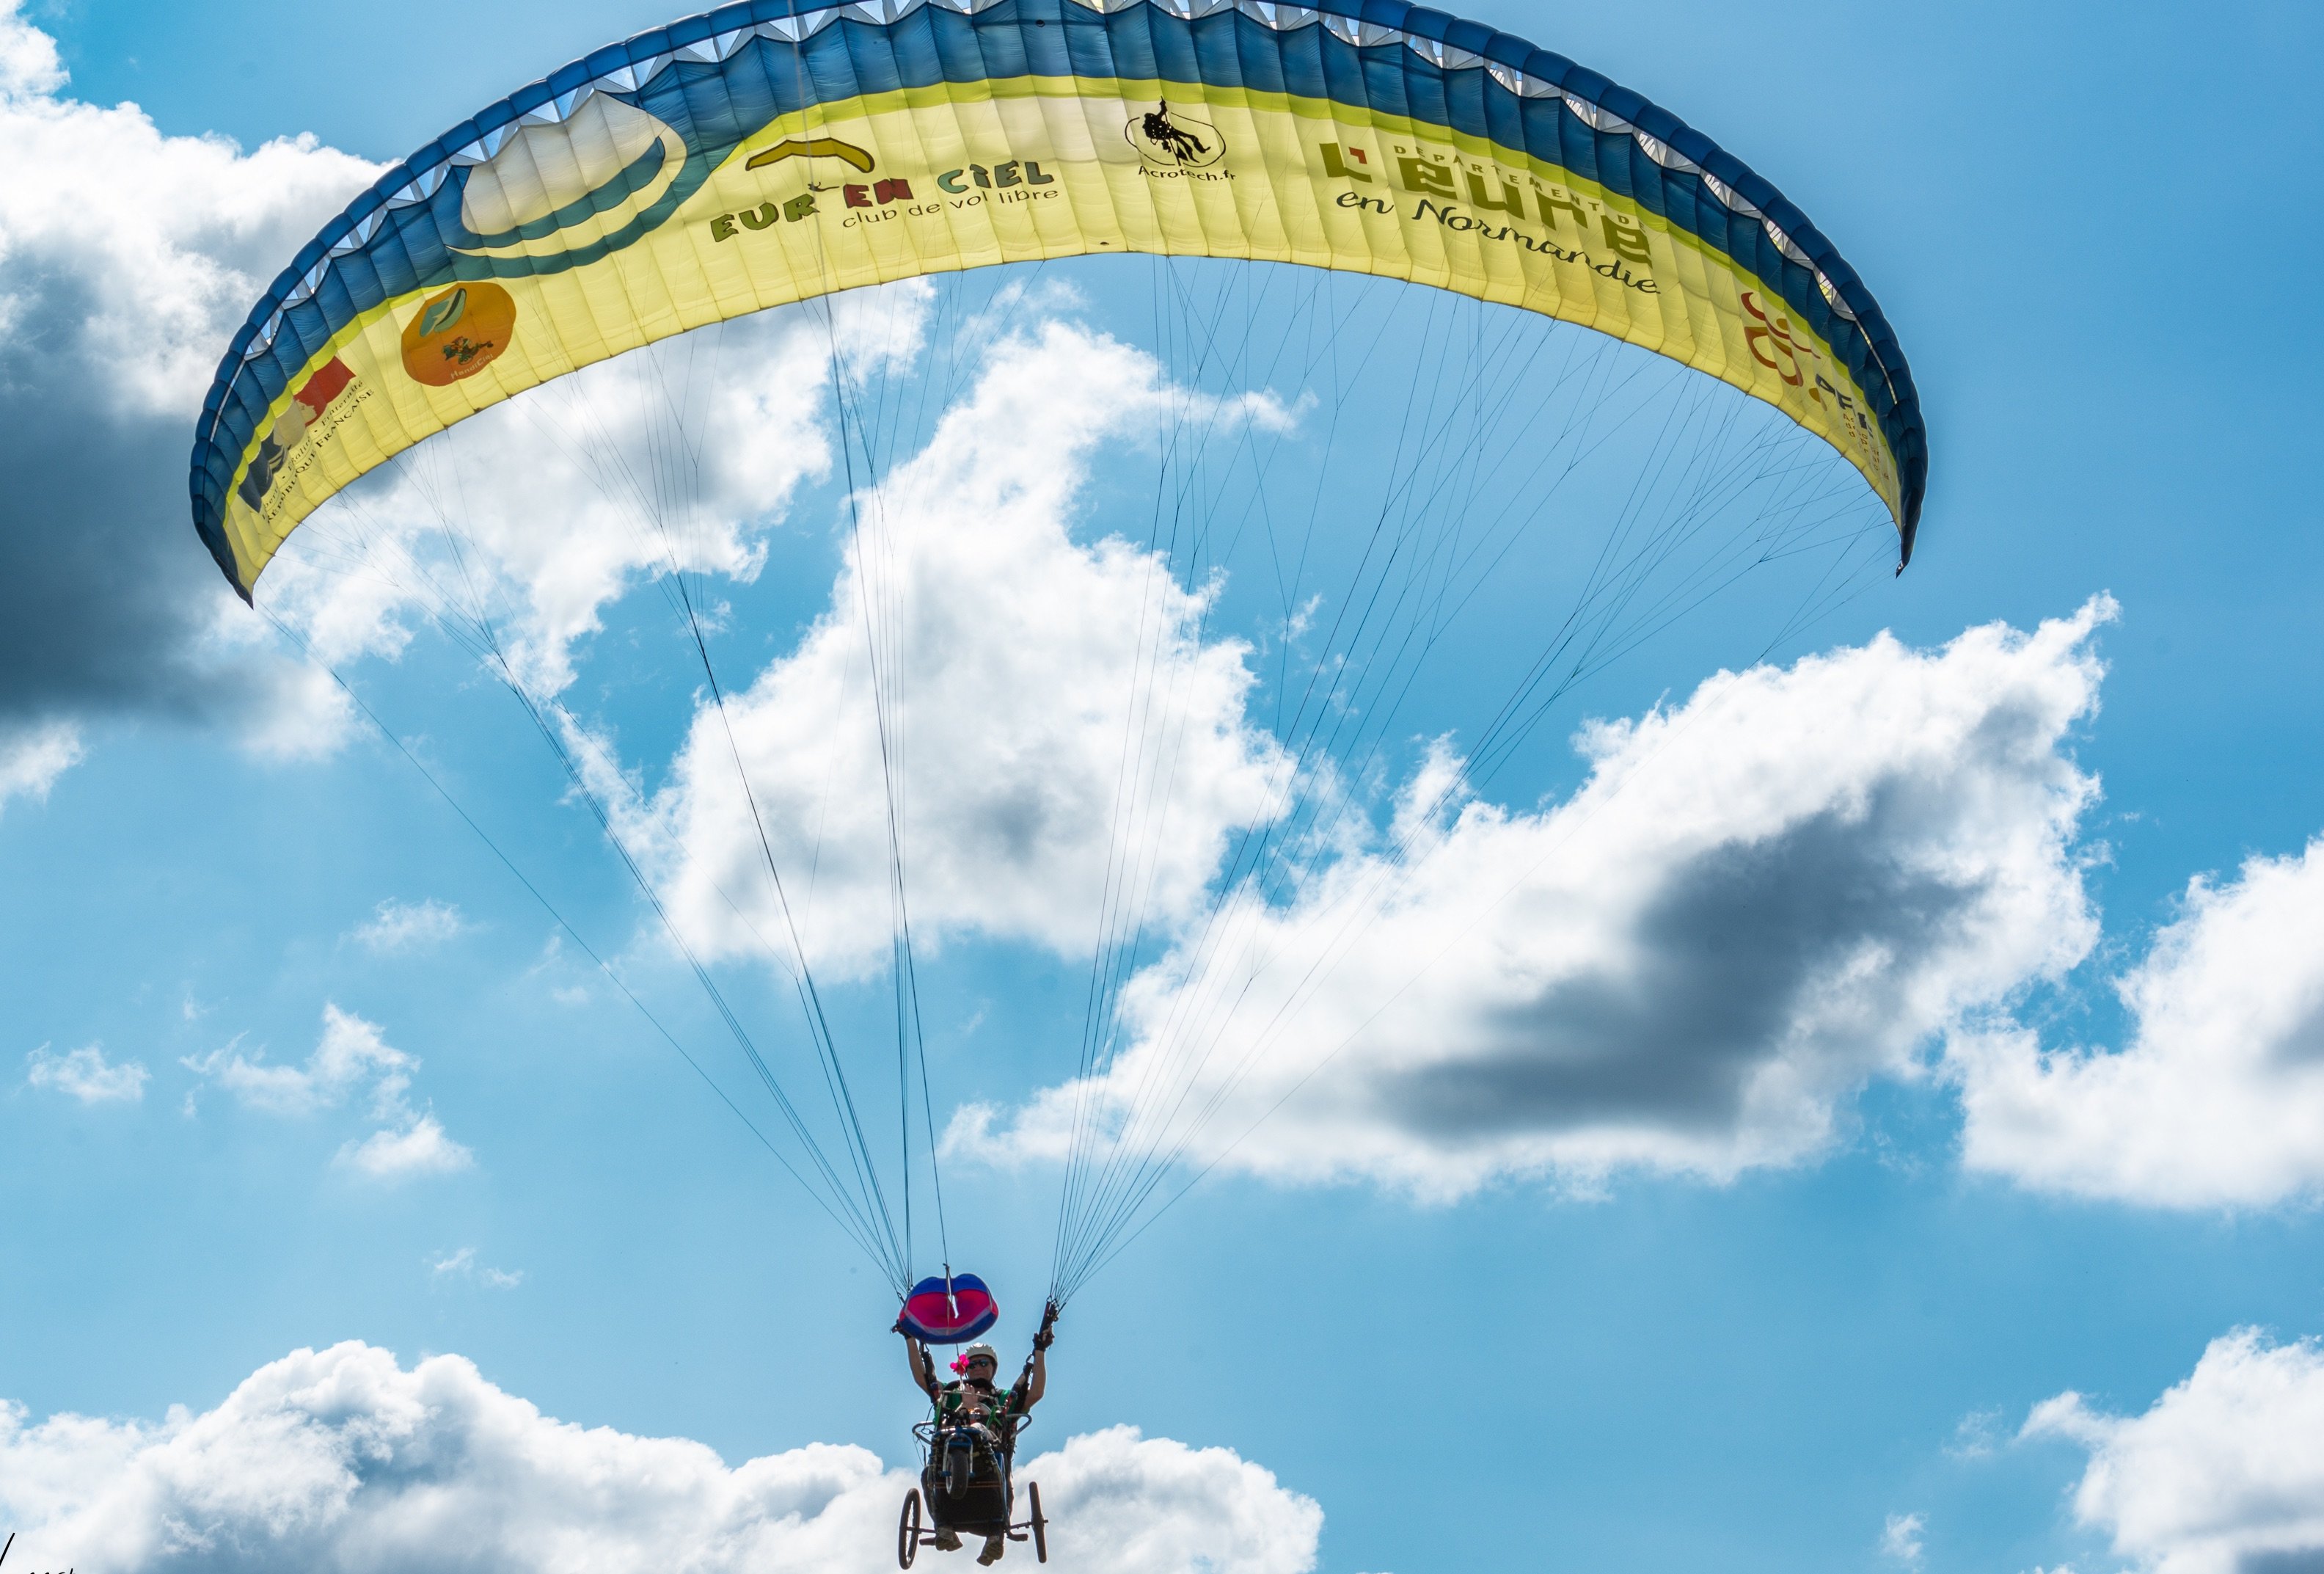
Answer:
[[958, 1342, 999, 1371]]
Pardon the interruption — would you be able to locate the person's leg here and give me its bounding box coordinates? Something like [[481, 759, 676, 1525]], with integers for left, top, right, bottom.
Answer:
[[923, 1457, 961, 1548]]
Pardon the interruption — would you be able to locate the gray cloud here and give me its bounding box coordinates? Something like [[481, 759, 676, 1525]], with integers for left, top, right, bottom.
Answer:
[[1395, 791, 1985, 1142], [2244, 1555, 2324, 1574], [0, 312, 245, 726]]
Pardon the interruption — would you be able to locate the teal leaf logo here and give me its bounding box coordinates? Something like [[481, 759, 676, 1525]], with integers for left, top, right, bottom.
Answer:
[[417, 288, 469, 338]]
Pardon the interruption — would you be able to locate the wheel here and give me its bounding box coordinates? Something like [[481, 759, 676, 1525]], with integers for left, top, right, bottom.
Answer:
[[946, 1442, 971, 1497], [899, 1488, 923, 1570], [1028, 1481, 1048, 1564]]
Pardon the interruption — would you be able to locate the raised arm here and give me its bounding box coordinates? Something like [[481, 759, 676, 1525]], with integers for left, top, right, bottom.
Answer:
[[900, 1326, 939, 1400], [1017, 1301, 1059, 1411]]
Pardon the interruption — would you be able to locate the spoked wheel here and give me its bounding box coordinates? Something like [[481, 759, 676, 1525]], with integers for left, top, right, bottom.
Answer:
[[1027, 1481, 1048, 1564], [898, 1487, 923, 1570]]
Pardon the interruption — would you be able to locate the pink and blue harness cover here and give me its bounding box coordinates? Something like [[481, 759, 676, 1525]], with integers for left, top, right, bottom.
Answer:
[[900, 1273, 998, 1344]]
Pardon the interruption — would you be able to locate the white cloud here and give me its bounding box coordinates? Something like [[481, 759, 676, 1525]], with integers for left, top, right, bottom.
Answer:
[[0, 0, 62, 96], [196, 602, 354, 759], [960, 602, 2111, 1197], [351, 898, 469, 954], [0, 1341, 1320, 1574], [1032, 1424, 1320, 1574], [0, 718, 84, 814], [2024, 1327, 2324, 1574], [186, 1005, 469, 1178], [1946, 1407, 2006, 1461], [25, 1042, 147, 1103], [600, 319, 1295, 979], [1880, 1511, 1926, 1567], [338, 1113, 472, 1178], [1953, 837, 2324, 1208], [428, 1247, 522, 1289], [186, 1004, 413, 1118]]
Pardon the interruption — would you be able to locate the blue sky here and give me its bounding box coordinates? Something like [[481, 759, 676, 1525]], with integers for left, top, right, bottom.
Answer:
[[3, 1, 2323, 1572]]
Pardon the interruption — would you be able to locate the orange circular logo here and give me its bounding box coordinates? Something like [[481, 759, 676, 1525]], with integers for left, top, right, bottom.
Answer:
[[399, 282, 516, 385]]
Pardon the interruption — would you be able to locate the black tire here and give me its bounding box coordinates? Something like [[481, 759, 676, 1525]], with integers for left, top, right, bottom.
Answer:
[[899, 1488, 923, 1570], [1028, 1482, 1048, 1564], [946, 1443, 971, 1498]]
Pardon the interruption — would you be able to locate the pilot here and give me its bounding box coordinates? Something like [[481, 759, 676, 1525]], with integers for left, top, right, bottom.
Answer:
[[902, 1311, 1055, 1564]]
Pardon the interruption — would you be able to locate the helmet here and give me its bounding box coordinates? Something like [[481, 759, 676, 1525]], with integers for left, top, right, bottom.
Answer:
[[954, 1343, 999, 1374]]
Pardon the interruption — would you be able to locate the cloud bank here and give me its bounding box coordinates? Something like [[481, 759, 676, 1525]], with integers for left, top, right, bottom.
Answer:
[[2026, 1327, 2324, 1574], [961, 602, 2111, 1196], [0, 0, 376, 779], [0, 1341, 1321, 1574]]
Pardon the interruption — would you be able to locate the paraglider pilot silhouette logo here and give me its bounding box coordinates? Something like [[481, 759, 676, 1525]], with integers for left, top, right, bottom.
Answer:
[[1127, 102, 1224, 169]]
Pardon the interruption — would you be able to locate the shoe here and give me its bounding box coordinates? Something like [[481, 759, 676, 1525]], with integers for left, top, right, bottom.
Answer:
[[933, 1530, 962, 1552], [977, 1535, 1004, 1565]]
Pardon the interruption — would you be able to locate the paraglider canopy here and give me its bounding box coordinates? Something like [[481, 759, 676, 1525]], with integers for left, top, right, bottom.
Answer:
[[899, 1272, 998, 1344], [188, 0, 1928, 600]]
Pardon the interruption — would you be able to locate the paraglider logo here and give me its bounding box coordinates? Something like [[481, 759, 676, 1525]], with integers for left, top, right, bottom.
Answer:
[[745, 136, 877, 177], [1742, 290, 1812, 387], [447, 92, 692, 264], [400, 283, 516, 387], [1127, 101, 1224, 168], [234, 357, 359, 512]]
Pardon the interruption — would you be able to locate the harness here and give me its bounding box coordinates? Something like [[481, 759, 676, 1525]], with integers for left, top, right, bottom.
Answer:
[[935, 1380, 1022, 1461]]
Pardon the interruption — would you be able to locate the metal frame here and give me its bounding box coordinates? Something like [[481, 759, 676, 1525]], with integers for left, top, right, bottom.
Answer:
[[899, 1415, 1048, 1567]]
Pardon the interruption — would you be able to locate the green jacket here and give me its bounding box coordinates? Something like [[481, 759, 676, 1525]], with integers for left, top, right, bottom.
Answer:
[[935, 1377, 1024, 1431]]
